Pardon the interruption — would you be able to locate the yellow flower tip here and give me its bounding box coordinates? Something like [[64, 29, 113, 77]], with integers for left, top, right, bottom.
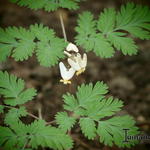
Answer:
[[81, 68, 85, 72], [76, 68, 85, 76], [60, 79, 71, 85]]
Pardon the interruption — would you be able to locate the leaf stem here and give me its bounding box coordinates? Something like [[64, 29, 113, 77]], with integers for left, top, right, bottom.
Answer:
[[46, 120, 56, 125], [28, 113, 40, 120], [22, 139, 29, 150], [59, 12, 67, 42]]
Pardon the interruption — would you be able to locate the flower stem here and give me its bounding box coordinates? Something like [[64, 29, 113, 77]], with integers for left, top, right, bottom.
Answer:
[[59, 12, 67, 42]]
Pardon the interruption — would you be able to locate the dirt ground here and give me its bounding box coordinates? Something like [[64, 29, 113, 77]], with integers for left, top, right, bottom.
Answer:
[[0, 0, 150, 150]]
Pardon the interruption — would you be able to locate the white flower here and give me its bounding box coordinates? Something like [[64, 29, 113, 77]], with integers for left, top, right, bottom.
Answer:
[[68, 53, 87, 76], [66, 43, 79, 53], [59, 62, 75, 84]]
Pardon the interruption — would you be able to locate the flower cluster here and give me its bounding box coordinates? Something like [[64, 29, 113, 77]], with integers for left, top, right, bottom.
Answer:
[[59, 43, 87, 84]]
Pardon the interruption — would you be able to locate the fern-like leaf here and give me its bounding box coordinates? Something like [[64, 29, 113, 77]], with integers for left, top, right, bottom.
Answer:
[[75, 11, 97, 51], [0, 105, 4, 113], [75, 3, 150, 57], [0, 24, 66, 67], [62, 82, 139, 147], [116, 3, 150, 39], [94, 34, 114, 58], [85, 97, 123, 120], [28, 120, 73, 149], [97, 8, 116, 33], [9, 0, 82, 11], [97, 115, 139, 147], [76, 81, 108, 107], [79, 117, 96, 140], [0, 71, 36, 106], [107, 32, 138, 55], [0, 120, 73, 150], [0, 27, 35, 61], [4, 106, 27, 127], [55, 111, 76, 132]]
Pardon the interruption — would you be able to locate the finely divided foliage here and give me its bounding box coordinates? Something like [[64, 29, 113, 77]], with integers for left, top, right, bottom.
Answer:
[[0, 3, 149, 66], [61, 82, 138, 147], [0, 120, 73, 150], [0, 72, 139, 149], [9, 0, 83, 11], [75, 3, 150, 57], [0, 24, 66, 67], [0, 71, 73, 150], [61, 82, 139, 147], [0, 1, 144, 149], [0, 71, 36, 106]]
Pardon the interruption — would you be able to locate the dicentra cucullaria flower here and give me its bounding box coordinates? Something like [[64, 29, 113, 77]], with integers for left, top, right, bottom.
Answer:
[[68, 53, 87, 76], [59, 43, 87, 84], [59, 62, 75, 84]]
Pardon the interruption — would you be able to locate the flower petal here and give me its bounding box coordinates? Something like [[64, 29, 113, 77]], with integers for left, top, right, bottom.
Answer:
[[82, 53, 87, 68], [59, 62, 75, 80], [66, 43, 79, 52], [68, 58, 81, 71]]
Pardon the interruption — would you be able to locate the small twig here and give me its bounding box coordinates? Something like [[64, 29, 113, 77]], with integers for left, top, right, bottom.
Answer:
[[59, 12, 67, 42], [2, 104, 40, 120], [28, 113, 40, 120], [46, 120, 56, 125], [22, 139, 28, 150], [2, 105, 15, 109], [38, 107, 42, 119]]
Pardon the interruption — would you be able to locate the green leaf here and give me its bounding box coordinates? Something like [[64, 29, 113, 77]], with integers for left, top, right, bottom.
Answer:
[[11, 27, 35, 61], [0, 105, 4, 113], [30, 24, 55, 42], [61, 82, 139, 148], [0, 24, 67, 67], [9, 0, 82, 11], [125, 27, 150, 40], [75, 11, 97, 51], [85, 97, 123, 120], [0, 44, 12, 62], [75, 3, 150, 57], [63, 82, 108, 116], [116, 3, 135, 29], [97, 115, 139, 147], [76, 81, 108, 107], [36, 38, 66, 67], [59, 0, 79, 10], [97, 8, 116, 33], [63, 93, 78, 112], [55, 111, 76, 132], [79, 118, 97, 140], [0, 122, 28, 150], [0, 27, 35, 62], [0, 120, 73, 150], [107, 32, 138, 55], [30, 24, 66, 67], [28, 120, 73, 150], [0, 71, 37, 106], [4, 106, 27, 126], [94, 34, 114, 58], [116, 3, 150, 39], [0, 126, 17, 150]]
